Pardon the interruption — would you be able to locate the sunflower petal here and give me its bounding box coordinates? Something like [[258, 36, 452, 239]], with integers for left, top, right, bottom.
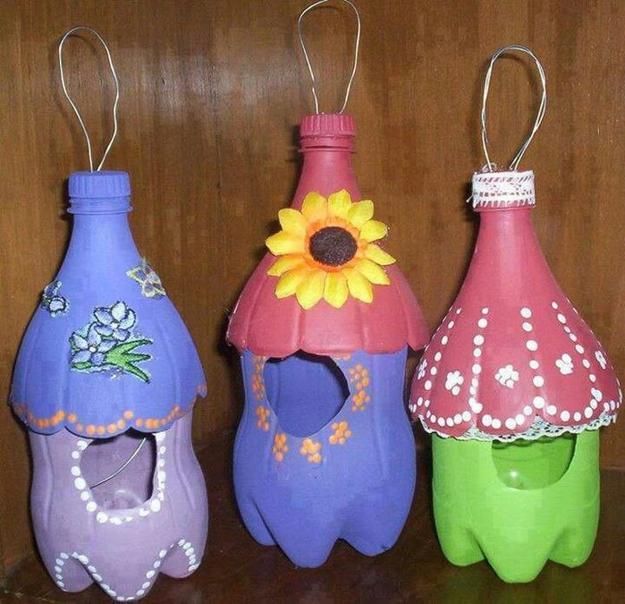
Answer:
[[295, 270, 326, 309], [355, 258, 390, 285], [328, 190, 352, 218], [345, 268, 373, 303], [348, 200, 374, 228], [275, 268, 311, 298], [278, 208, 307, 236], [267, 255, 305, 277], [301, 192, 328, 223], [324, 272, 349, 309], [266, 230, 305, 255], [364, 243, 396, 266], [360, 219, 388, 242]]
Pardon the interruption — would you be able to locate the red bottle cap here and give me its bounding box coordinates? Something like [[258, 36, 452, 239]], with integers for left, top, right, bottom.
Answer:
[[300, 113, 356, 148]]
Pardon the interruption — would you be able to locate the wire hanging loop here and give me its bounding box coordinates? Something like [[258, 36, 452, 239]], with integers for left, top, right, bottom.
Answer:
[[88, 436, 148, 489], [297, 0, 361, 114], [58, 26, 120, 172], [480, 45, 547, 172]]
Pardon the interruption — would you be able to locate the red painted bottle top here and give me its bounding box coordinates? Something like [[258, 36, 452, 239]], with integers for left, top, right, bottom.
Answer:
[[228, 115, 429, 356], [300, 113, 356, 138], [410, 169, 621, 441], [299, 113, 356, 151]]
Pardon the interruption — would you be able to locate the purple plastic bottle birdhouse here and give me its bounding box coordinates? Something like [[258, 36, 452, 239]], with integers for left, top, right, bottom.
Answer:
[[227, 114, 429, 567], [11, 171, 208, 600]]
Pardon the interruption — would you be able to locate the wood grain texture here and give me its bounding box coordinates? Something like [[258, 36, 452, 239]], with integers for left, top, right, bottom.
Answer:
[[2, 0, 625, 571]]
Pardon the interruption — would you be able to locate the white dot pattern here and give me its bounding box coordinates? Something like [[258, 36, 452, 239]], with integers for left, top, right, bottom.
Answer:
[[71, 431, 168, 524], [520, 307, 549, 420], [551, 301, 620, 424], [413, 307, 462, 416], [438, 309, 488, 426], [413, 299, 620, 441], [52, 540, 200, 600]]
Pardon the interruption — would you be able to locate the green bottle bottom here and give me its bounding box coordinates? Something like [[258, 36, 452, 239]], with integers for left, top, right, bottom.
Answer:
[[432, 430, 600, 583]]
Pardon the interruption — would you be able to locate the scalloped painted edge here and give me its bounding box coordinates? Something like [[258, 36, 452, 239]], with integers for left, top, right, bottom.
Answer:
[[12, 383, 207, 437]]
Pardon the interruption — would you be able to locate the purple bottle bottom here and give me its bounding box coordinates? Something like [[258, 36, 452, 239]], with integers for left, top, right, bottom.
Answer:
[[29, 413, 208, 601], [234, 349, 416, 567]]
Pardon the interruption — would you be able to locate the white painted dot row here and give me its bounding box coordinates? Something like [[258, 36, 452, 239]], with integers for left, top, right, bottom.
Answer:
[[413, 306, 461, 417], [54, 539, 198, 600], [552, 301, 620, 420], [71, 430, 168, 524], [420, 307, 478, 427], [416, 302, 620, 433]]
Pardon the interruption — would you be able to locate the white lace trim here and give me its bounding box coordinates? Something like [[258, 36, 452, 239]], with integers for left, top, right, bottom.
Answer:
[[420, 411, 617, 442], [472, 170, 535, 208]]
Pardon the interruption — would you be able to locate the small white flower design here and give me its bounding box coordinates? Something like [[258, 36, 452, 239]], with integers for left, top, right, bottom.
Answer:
[[495, 365, 519, 389], [445, 370, 464, 396], [595, 350, 607, 370], [417, 359, 428, 380], [556, 353, 574, 375]]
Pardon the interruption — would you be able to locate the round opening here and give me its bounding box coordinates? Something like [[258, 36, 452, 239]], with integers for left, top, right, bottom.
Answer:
[[80, 430, 156, 509], [491, 434, 576, 490], [264, 352, 350, 437]]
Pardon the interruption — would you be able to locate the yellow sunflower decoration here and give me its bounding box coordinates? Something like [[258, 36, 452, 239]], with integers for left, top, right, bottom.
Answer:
[[265, 190, 396, 310]]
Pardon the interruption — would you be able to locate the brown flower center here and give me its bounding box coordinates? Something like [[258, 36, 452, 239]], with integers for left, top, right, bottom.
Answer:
[[309, 226, 357, 267]]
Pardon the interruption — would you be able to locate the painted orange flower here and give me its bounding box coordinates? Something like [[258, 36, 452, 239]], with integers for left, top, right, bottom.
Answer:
[[300, 438, 322, 463], [251, 356, 266, 401], [266, 190, 396, 309], [273, 433, 288, 462], [352, 389, 370, 412], [329, 421, 352, 445], [256, 406, 270, 431]]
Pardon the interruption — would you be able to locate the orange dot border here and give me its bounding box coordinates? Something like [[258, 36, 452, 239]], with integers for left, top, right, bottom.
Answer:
[[11, 383, 207, 438]]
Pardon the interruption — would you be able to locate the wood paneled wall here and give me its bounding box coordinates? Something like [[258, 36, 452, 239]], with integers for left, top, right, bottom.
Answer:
[[2, 0, 625, 574]]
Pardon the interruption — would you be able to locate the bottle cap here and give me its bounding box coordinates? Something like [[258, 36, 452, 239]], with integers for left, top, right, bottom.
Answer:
[[68, 171, 131, 214], [472, 170, 535, 210], [300, 114, 356, 149]]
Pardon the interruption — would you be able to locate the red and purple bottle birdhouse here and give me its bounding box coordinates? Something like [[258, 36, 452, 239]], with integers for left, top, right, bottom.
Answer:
[[228, 113, 429, 567]]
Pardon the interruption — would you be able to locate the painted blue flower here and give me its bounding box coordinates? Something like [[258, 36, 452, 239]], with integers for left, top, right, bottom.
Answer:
[[71, 325, 116, 367], [93, 301, 137, 341], [41, 280, 70, 317], [48, 296, 69, 316], [69, 302, 152, 381]]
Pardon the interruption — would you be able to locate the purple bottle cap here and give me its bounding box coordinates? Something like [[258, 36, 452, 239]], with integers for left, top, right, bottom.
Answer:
[[68, 170, 132, 214]]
